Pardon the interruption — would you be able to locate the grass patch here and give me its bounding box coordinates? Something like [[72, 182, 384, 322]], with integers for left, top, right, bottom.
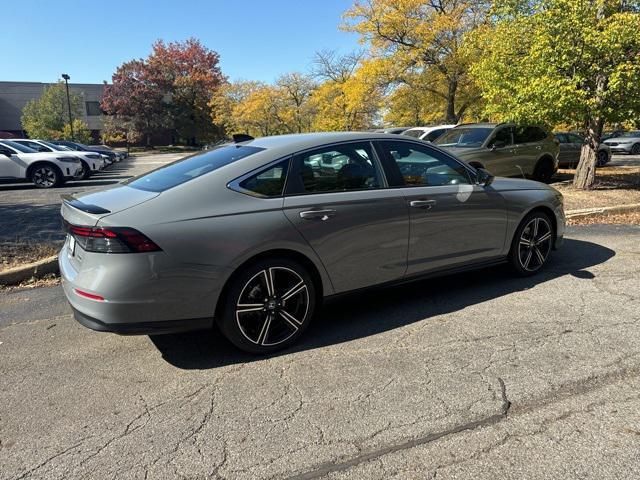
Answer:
[[552, 166, 640, 211], [0, 242, 59, 272]]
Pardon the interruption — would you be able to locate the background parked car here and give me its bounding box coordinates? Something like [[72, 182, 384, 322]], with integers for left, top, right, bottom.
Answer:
[[52, 140, 122, 163], [402, 125, 456, 142], [89, 144, 128, 160], [0, 140, 81, 188], [602, 131, 640, 155], [373, 127, 411, 134], [601, 129, 626, 141], [11, 139, 105, 179], [434, 123, 559, 182], [554, 132, 611, 167]]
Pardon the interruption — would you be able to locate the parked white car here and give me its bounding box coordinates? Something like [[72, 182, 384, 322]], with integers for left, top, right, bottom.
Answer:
[[0, 140, 82, 188], [11, 139, 106, 179], [402, 125, 457, 142]]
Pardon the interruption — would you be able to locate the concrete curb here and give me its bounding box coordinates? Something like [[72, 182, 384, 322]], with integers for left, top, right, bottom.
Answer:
[[565, 203, 640, 219], [0, 255, 59, 286]]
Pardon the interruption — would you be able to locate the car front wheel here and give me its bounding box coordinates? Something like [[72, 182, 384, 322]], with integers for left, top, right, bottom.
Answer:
[[509, 212, 554, 276], [30, 164, 62, 188], [631, 143, 640, 155], [217, 258, 316, 353]]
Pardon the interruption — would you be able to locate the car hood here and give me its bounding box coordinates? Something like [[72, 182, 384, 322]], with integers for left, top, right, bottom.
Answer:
[[61, 185, 160, 226], [604, 137, 640, 143], [489, 177, 554, 192], [437, 146, 486, 157]]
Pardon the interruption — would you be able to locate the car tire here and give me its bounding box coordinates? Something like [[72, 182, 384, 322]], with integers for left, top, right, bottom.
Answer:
[[532, 158, 554, 183], [78, 161, 91, 180], [217, 257, 316, 354], [596, 150, 609, 167], [631, 143, 640, 155], [508, 211, 554, 277], [30, 163, 63, 189]]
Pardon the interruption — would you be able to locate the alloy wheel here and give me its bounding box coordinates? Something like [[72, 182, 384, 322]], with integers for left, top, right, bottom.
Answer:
[[518, 217, 552, 272], [236, 267, 309, 346], [32, 166, 57, 188]]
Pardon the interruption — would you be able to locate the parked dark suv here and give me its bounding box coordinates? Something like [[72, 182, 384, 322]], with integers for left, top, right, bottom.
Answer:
[[435, 123, 559, 182]]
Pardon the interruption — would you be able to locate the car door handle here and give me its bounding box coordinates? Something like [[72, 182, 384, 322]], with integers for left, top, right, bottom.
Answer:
[[409, 200, 436, 210], [299, 209, 336, 220]]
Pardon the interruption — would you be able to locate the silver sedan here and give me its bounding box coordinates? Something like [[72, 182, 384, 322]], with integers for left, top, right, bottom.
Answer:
[[59, 132, 565, 353]]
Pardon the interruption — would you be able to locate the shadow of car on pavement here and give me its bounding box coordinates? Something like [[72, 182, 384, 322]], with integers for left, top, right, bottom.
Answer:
[[150, 237, 615, 370]]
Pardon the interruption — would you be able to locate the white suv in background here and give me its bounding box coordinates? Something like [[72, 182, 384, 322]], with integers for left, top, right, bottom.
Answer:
[[11, 139, 106, 179], [0, 140, 82, 188], [402, 125, 457, 142]]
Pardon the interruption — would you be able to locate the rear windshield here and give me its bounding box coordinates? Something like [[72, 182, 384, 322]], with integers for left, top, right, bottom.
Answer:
[[125, 145, 265, 192], [435, 127, 493, 147]]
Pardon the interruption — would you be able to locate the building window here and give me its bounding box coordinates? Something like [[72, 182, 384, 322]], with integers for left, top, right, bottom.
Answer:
[[85, 101, 103, 116]]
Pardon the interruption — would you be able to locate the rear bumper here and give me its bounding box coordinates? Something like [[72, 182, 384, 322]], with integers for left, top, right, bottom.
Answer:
[[72, 306, 212, 335]]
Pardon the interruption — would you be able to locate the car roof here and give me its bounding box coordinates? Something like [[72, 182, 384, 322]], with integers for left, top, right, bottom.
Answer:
[[240, 132, 408, 154], [454, 123, 503, 128]]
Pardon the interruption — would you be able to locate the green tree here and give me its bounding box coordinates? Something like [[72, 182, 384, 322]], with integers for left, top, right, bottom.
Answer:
[[21, 81, 90, 140], [471, 0, 640, 189], [61, 119, 92, 144]]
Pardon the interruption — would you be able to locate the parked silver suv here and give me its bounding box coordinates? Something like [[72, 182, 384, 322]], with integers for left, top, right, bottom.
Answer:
[[435, 123, 559, 182]]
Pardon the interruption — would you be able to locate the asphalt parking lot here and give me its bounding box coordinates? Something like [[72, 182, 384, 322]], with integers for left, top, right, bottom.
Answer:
[[1, 224, 639, 479], [0, 152, 188, 244]]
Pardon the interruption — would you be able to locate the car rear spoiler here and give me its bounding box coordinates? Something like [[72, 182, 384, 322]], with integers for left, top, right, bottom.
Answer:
[[61, 194, 111, 215]]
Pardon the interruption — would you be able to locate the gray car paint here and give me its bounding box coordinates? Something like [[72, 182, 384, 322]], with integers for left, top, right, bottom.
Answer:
[[59, 132, 565, 331]]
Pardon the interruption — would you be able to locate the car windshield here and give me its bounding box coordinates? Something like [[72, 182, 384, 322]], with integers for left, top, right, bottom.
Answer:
[[1, 140, 38, 153], [39, 140, 65, 151], [435, 127, 493, 147], [402, 130, 424, 138], [125, 145, 265, 192], [620, 131, 640, 137]]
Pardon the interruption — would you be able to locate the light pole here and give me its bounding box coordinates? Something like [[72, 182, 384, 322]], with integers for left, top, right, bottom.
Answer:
[[61, 73, 74, 140]]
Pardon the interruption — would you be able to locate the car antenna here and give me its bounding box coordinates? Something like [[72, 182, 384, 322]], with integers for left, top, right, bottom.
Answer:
[[232, 134, 254, 143]]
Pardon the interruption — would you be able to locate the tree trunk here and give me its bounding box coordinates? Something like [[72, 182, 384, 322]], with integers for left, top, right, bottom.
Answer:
[[573, 120, 602, 190], [445, 78, 458, 124]]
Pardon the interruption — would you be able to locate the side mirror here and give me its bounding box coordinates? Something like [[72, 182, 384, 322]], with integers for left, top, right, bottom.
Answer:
[[0, 148, 13, 157], [476, 167, 494, 186], [490, 140, 506, 150]]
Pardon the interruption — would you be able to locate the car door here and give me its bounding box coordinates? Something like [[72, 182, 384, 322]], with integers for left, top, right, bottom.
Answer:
[[511, 126, 539, 176], [375, 139, 507, 276], [555, 133, 573, 166], [282, 141, 409, 293], [482, 126, 519, 177], [0, 145, 22, 178], [566, 134, 585, 166]]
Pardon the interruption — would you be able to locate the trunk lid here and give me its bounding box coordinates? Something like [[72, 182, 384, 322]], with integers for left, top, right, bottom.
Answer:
[[60, 185, 160, 226]]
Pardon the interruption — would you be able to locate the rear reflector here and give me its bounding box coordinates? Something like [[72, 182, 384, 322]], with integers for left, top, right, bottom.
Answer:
[[75, 289, 105, 301], [63, 221, 161, 254]]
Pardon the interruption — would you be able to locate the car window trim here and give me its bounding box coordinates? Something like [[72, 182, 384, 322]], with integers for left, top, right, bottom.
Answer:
[[284, 140, 389, 197], [373, 138, 476, 188], [227, 155, 292, 199]]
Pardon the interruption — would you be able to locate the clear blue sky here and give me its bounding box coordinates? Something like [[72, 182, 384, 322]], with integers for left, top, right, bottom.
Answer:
[[2, 0, 361, 85]]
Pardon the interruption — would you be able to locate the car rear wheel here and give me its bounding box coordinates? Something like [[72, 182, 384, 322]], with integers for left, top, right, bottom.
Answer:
[[532, 158, 554, 183], [217, 258, 316, 353], [631, 143, 640, 155], [30, 164, 62, 188], [509, 212, 554, 276]]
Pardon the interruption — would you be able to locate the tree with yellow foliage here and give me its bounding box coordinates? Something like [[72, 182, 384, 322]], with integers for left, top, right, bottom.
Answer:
[[343, 0, 489, 124]]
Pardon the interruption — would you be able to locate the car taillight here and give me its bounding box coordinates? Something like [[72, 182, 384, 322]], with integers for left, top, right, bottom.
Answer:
[[64, 222, 161, 253]]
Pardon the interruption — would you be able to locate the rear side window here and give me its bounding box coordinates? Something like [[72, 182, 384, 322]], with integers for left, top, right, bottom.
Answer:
[[126, 145, 265, 192], [238, 159, 290, 197]]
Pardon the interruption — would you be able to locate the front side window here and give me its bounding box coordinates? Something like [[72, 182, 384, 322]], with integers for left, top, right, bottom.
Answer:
[[126, 145, 265, 192], [289, 142, 382, 194], [489, 127, 513, 147], [435, 127, 494, 148], [238, 159, 289, 197], [567, 133, 585, 144], [378, 141, 470, 187], [16, 140, 51, 152]]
